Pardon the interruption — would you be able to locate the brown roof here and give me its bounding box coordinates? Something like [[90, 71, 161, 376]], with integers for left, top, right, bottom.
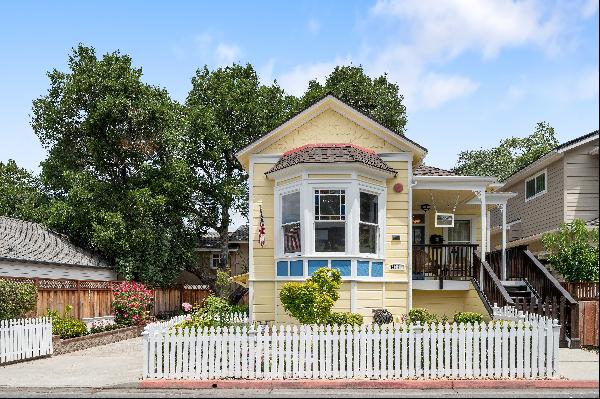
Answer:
[[198, 225, 249, 249], [265, 144, 396, 175], [413, 164, 456, 176]]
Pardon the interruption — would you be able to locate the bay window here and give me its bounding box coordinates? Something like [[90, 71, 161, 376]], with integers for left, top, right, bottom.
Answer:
[[281, 191, 301, 253], [314, 189, 346, 252], [359, 191, 378, 253]]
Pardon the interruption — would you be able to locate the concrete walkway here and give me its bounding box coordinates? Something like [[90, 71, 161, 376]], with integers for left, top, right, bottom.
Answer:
[[0, 337, 143, 388], [559, 348, 599, 381]]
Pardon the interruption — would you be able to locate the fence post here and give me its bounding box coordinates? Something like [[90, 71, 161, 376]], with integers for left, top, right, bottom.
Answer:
[[552, 320, 560, 378], [569, 302, 581, 349], [76, 280, 81, 319], [142, 330, 149, 379]]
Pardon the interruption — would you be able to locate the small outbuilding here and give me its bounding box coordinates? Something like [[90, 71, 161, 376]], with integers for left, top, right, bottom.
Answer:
[[0, 216, 115, 281]]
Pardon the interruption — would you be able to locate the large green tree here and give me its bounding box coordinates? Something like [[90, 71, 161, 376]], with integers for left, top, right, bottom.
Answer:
[[300, 65, 407, 134], [453, 122, 558, 181], [30, 45, 196, 285], [0, 160, 47, 221], [184, 64, 296, 282]]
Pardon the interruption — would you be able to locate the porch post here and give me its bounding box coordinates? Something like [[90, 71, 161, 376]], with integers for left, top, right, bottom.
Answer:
[[499, 203, 507, 281], [475, 189, 487, 283]]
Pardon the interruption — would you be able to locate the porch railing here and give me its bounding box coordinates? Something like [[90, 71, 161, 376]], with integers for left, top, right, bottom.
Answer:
[[412, 244, 478, 287], [472, 254, 515, 314], [487, 246, 580, 347]]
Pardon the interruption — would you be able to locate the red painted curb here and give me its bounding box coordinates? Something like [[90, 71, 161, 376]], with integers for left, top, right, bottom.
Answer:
[[138, 379, 599, 390]]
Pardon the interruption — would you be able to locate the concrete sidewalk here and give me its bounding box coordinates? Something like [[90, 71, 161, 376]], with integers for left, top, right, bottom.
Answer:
[[0, 337, 143, 388], [559, 348, 600, 381]]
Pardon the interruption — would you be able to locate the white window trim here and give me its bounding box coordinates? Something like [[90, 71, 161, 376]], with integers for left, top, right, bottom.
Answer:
[[210, 253, 220, 270], [412, 211, 428, 246], [272, 170, 387, 279], [443, 216, 476, 244], [524, 169, 547, 202]]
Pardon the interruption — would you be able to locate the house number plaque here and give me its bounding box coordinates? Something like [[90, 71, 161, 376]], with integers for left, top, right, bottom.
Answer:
[[389, 263, 405, 271]]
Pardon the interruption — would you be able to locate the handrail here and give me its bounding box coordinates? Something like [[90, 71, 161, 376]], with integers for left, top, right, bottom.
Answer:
[[480, 255, 515, 306], [523, 250, 577, 305], [473, 253, 515, 312]]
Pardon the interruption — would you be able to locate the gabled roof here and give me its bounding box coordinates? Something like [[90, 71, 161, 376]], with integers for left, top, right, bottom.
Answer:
[[236, 94, 427, 167], [413, 164, 455, 176], [265, 144, 396, 175], [0, 216, 110, 268], [198, 225, 249, 248], [501, 130, 599, 187]]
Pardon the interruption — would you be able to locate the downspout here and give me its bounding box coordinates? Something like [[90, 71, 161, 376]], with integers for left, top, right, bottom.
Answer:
[[408, 161, 416, 312]]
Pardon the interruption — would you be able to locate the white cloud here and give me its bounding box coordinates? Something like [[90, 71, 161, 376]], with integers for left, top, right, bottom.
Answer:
[[307, 18, 321, 35], [581, 0, 599, 17], [278, 59, 351, 96], [419, 73, 480, 108], [259, 58, 277, 84], [215, 43, 241, 65], [371, 0, 561, 59]]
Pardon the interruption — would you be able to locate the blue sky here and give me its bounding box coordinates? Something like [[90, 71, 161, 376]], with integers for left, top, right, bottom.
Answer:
[[0, 1, 598, 203]]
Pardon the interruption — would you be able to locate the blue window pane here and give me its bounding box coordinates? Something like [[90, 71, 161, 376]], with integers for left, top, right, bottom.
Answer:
[[290, 260, 303, 277], [371, 262, 383, 277], [357, 260, 370, 277], [308, 259, 328, 276], [331, 260, 351, 276], [276, 261, 289, 277]]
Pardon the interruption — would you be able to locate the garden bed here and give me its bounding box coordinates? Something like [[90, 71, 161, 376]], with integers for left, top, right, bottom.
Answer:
[[52, 325, 145, 355]]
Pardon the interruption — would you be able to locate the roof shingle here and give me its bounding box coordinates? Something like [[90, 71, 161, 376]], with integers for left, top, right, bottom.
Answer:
[[413, 164, 456, 176], [265, 144, 397, 175], [0, 216, 110, 268], [198, 225, 249, 248]]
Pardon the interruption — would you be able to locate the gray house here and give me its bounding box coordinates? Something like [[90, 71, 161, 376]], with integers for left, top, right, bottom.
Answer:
[[491, 130, 599, 253], [0, 216, 116, 280]]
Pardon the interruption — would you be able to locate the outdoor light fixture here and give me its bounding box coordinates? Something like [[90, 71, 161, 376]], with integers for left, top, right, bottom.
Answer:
[[420, 203, 431, 212]]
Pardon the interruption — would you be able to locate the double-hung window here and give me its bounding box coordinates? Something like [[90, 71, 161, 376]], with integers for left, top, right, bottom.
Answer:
[[314, 189, 346, 252], [359, 192, 379, 254], [281, 191, 301, 253], [210, 253, 220, 269], [525, 170, 546, 201]]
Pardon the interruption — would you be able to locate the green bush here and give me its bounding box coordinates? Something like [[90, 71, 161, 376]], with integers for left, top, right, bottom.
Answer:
[[406, 308, 448, 324], [372, 309, 393, 325], [280, 268, 341, 324], [174, 295, 245, 330], [47, 306, 88, 339], [542, 219, 599, 282], [0, 279, 38, 320], [453, 311, 484, 324], [325, 312, 364, 326]]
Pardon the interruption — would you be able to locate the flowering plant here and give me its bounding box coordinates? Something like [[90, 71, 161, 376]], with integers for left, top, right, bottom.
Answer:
[[112, 281, 154, 326], [182, 302, 193, 313]]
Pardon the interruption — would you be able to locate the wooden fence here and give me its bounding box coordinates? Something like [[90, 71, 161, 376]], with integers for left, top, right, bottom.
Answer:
[[142, 317, 560, 380], [0, 317, 53, 364], [1, 277, 210, 319], [578, 301, 599, 347], [561, 282, 599, 301]]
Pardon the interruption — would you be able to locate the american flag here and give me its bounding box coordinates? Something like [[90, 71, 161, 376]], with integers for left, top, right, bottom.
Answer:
[[258, 205, 266, 247]]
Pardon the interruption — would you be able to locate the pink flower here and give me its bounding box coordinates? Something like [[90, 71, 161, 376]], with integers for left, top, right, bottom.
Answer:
[[182, 302, 193, 312]]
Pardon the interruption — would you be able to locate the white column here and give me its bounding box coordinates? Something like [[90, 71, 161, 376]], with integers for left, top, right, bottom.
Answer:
[[499, 203, 507, 281], [475, 190, 487, 282]]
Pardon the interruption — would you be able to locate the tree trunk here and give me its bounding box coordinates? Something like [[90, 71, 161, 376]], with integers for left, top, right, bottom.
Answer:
[[218, 204, 230, 270]]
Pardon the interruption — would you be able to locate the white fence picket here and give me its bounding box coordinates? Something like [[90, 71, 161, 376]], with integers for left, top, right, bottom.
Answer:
[[142, 311, 560, 380], [0, 318, 53, 365]]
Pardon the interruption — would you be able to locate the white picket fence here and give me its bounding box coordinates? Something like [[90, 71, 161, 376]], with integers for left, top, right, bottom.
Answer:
[[0, 317, 53, 364], [143, 317, 560, 380]]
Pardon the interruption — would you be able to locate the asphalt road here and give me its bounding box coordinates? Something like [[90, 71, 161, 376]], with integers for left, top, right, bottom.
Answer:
[[0, 387, 598, 398]]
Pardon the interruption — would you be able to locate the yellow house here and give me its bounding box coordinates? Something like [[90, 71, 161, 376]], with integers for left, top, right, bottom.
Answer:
[[236, 95, 517, 324]]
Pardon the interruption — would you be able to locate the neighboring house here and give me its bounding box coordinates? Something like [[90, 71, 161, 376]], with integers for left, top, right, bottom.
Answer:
[[490, 131, 599, 254], [235, 95, 520, 324], [0, 216, 115, 280], [196, 224, 249, 278]]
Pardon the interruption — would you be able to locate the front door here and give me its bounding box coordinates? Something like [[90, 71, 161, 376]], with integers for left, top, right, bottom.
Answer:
[[413, 225, 426, 245]]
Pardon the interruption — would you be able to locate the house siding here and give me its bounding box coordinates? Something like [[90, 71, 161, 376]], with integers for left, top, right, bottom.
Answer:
[[564, 140, 599, 223], [500, 158, 565, 241], [0, 260, 116, 280]]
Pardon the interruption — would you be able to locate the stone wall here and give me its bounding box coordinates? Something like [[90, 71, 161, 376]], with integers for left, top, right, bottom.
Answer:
[[52, 325, 144, 355]]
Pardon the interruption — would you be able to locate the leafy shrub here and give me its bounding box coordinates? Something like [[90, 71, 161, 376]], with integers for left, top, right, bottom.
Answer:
[[230, 303, 249, 315], [89, 322, 122, 334], [47, 305, 88, 339], [542, 219, 599, 282], [453, 311, 484, 324], [0, 279, 38, 320], [280, 268, 362, 325], [406, 308, 448, 324], [326, 312, 363, 326], [174, 295, 245, 330], [112, 281, 154, 326], [372, 309, 393, 325]]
